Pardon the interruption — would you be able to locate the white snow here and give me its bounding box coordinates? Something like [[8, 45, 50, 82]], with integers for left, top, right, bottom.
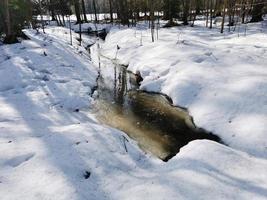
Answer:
[[100, 20, 267, 159], [0, 20, 267, 200]]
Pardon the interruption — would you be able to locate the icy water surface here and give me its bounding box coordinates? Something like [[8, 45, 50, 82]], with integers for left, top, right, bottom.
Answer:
[[92, 56, 221, 161]]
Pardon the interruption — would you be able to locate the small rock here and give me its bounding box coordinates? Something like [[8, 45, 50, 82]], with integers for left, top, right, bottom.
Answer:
[[83, 171, 91, 179], [74, 109, 79, 112]]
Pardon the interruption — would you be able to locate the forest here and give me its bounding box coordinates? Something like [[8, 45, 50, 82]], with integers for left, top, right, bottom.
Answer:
[[0, 0, 266, 43]]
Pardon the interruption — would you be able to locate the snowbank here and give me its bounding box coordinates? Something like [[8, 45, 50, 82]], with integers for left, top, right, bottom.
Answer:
[[100, 21, 267, 159]]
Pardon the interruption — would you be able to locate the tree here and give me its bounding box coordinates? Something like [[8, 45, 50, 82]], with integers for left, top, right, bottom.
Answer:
[[209, 0, 213, 28], [250, 0, 265, 22], [117, 0, 130, 26], [149, 0, 155, 42], [3, 0, 16, 43], [163, 0, 179, 26], [73, 0, 81, 24], [108, 0, 114, 23], [2, 0, 32, 43], [92, 0, 98, 23], [182, 0, 190, 25], [221, 0, 227, 33], [81, 0, 88, 22]]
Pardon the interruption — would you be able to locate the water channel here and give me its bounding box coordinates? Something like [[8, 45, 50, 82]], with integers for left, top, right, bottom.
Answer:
[[91, 46, 222, 162]]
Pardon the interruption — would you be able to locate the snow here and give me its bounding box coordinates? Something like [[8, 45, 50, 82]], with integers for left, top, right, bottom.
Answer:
[[0, 21, 267, 200], [72, 22, 111, 33], [100, 20, 267, 159]]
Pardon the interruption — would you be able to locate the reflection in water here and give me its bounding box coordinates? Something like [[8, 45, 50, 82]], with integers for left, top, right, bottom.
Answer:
[[92, 56, 221, 161]]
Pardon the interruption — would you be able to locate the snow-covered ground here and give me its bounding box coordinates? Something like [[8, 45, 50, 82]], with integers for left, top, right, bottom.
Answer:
[[101, 20, 267, 159], [0, 21, 267, 199]]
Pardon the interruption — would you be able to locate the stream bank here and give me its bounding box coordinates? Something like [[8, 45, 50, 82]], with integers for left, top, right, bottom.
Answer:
[[91, 48, 222, 161]]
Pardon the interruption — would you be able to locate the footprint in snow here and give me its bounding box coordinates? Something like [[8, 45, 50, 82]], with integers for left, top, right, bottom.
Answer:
[[27, 64, 35, 71], [204, 52, 212, 56], [5, 153, 35, 167], [39, 69, 52, 74], [60, 64, 74, 68], [23, 57, 30, 62], [56, 79, 69, 83], [193, 57, 205, 63]]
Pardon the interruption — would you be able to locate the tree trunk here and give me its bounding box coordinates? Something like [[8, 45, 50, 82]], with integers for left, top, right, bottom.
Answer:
[[73, 0, 82, 24], [62, 15, 66, 26], [92, 0, 98, 23], [182, 0, 189, 25], [49, 0, 56, 21], [58, 15, 63, 26], [250, 0, 264, 22], [241, 1, 246, 24], [221, 0, 226, 33], [149, 0, 155, 42], [4, 0, 11, 36], [81, 0, 88, 22], [210, 0, 213, 28], [206, 0, 209, 27], [109, 0, 113, 23]]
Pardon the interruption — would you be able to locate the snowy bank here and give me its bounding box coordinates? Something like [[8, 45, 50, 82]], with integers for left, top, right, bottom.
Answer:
[[100, 21, 267, 159]]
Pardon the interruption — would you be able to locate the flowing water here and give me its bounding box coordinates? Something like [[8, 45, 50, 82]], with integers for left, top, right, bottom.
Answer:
[[91, 54, 222, 161]]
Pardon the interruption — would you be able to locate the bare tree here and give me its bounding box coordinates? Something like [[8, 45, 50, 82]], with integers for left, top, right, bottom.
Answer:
[[221, 0, 227, 33], [73, 0, 82, 24], [81, 0, 88, 22], [4, 0, 11, 37], [108, 0, 114, 23], [93, 0, 98, 23], [149, 0, 155, 42], [182, 0, 190, 25], [210, 0, 213, 28], [250, 0, 265, 22]]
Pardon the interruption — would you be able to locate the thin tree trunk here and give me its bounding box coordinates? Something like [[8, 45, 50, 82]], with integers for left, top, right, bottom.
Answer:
[[191, 1, 197, 27], [49, 0, 56, 21], [109, 0, 113, 23], [93, 0, 98, 23], [182, 0, 189, 25], [62, 15, 66, 26], [58, 14, 63, 26], [221, 0, 226, 33], [210, 0, 213, 28], [241, 0, 246, 23], [149, 0, 155, 42], [206, 0, 209, 27], [73, 0, 82, 24], [68, 16, 72, 45], [81, 0, 88, 22], [79, 22, 82, 46], [4, 0, 11, 37]]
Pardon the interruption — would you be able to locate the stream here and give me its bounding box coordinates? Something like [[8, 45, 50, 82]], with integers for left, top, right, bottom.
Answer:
[[91, 46, 222, 162]]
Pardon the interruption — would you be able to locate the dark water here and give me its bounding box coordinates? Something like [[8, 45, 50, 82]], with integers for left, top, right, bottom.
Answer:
[[92, 56, 221, 161]]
